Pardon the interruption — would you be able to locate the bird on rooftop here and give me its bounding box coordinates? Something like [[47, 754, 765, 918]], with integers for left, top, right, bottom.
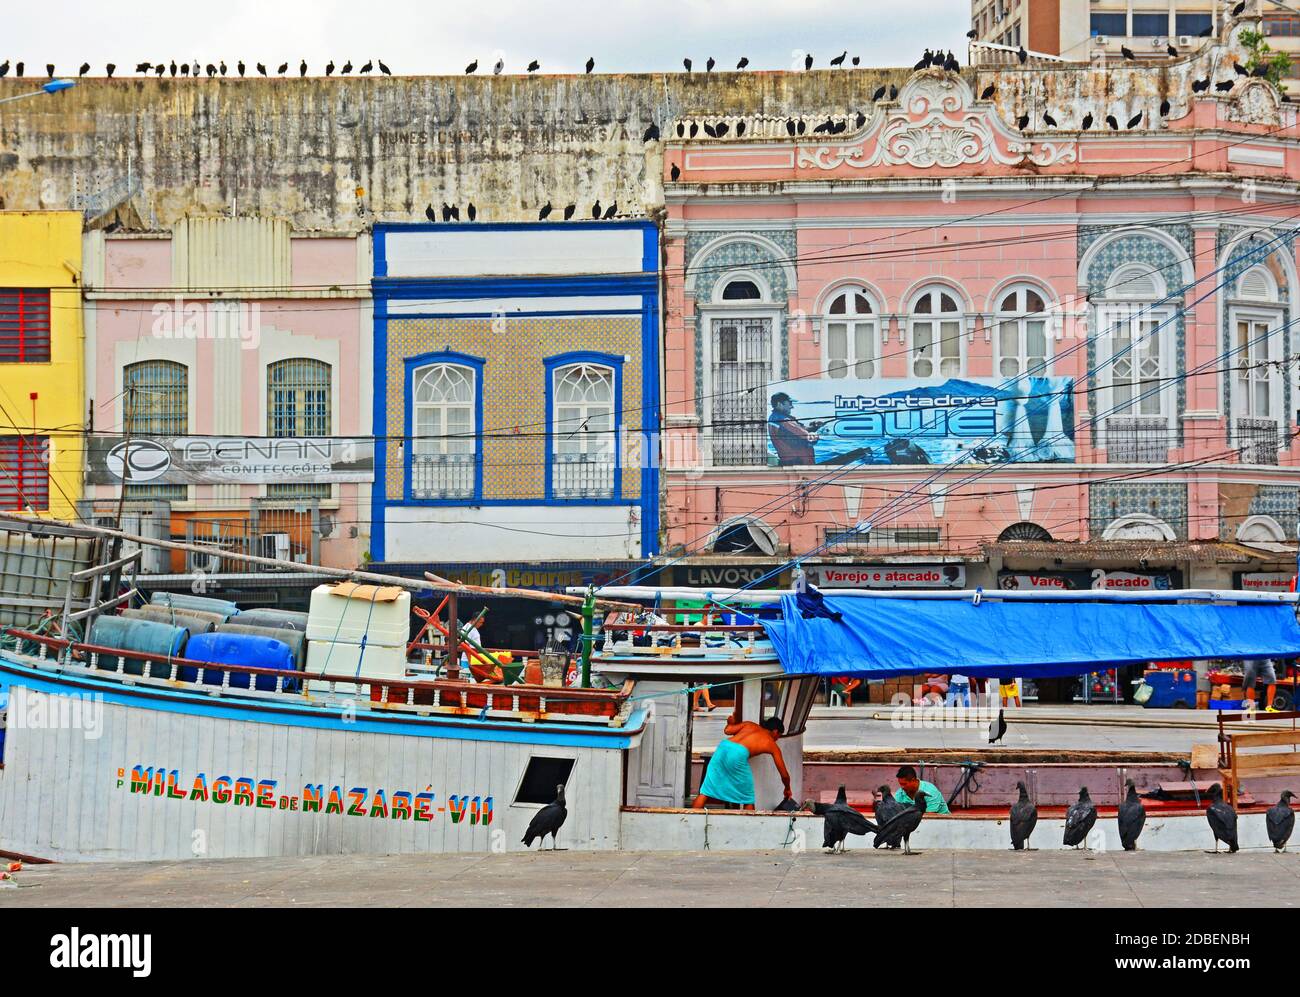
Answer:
[[643, 123, 660, 142], [1267, 790, 1296, 852], [79, 62, 90, 77], [591, 200, 602, 219], [915, 50, 932, 70], [989, 708, 1008, 743], [218, 60, 227, 76], [715, 121, 730, 137], [586, 57, 595, 74], [325, 61, 335, 77], [441, 202, 452, 221], [528, 60, 540, 72], [465, 59, 477, 74], [1106, 113, 1120, 129], [872, 84, 887, 101], [980, 83, 995, 100], [689, 122, 699, 137], [0, 61, 9, 78], [1233, 61, 1249, 76], [736, 120, 746, 136], [1010, 781, 1038, 850], [360, 61, 372, 74], [703, 121, 717, 137], [1121, 45, 1136, 60], [1043, 111, 1058, 128], [1159, 98, 1170, 116], [1200, 24, 1214, 36], [237, 61, 246, 77], [889, 84, 898, 99], [1215, 79, 1234, 92], [1118, 779, 1146, 851], [706, 57, 715, 72], [467, 203, 476, 221], [1206, 783, 1239, 853], [425, 204, 436, 222], [854, 111, 865, 127], [1127, 111, 1143, 129], [683, 58, 692, 72], [563, 203, 575, 219], [180, 62, 189, 76], [278, 62, 288, 75], [47, 63, 56, 79], [1192, 76, 1209, 92], [805, 53, 814, 70], [341, 60, 353, 75], [874, 791, 928, 854], [967, 28, 978, 39], [379, 61, 391, 75], [1063, 787, 1098, 849], [822, 785, 879, 853], [493, 58, 503, 75], [538, 201, 553, 220], [521, 784, 568, 850], [1082, 112, 1094, 129], [156, 64, 165, 77], [669, 163, 681, 181], [797, 119, 806, 134], [1017, 112, 1030, 130], [830, 50, 847, 67], [14, 62, 22, 77], [256, 63, 267, 76], [1017, 45, 1027, 64], [206, 64, 217, 78], [449, 204, 460, 221], [300, 60, 307, 77], [737, 57, 749, 70], [852, 56, 860, 66], [1167, 42, 1178, 58], [134, 62, 150, 74], [106, 63, 116, 78], [944, 51, 959, 72]]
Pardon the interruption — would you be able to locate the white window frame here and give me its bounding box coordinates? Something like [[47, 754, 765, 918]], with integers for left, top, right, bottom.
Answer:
[[411, 362, 477, 459], [822, 287, 879, 380], [1229, 306, 1282, 423], [551, 362, 616, 499], [699, 274, 782, 467], [1094, 302, 1175, 422], [992, 284, 1052, 379], [907, 286, 966, 380]]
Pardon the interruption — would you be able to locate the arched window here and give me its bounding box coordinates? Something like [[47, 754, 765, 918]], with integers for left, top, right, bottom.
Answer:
[[824, 288, 877, 379], [267, 358, 332, 499], [993, 285, 1049, 378], [123, 360, 188, 500], [410, 362, 477, 499], [1095, 263, 1172, 427], [908, 287, 963, 378], [721, 279, 762, 300], [552, 362, 616, 499]]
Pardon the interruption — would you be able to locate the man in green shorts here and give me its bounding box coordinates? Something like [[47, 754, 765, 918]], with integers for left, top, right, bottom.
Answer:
[[692, 715, 792, 810]]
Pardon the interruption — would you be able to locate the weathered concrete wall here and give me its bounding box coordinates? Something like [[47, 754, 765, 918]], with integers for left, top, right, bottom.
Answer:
[[0, 22, 1261, 234]]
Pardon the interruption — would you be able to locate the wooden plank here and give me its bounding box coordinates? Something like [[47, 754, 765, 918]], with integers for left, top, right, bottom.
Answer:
[[1227, 730, 1300, 749], [1190, 743, 1220, 769], [1224, 760, 1300, 775]]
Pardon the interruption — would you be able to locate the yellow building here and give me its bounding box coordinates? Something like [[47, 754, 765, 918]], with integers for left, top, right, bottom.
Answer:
[[0, 211, 84, 519]]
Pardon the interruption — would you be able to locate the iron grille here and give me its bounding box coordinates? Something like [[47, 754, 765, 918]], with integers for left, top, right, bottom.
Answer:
[[0, 289, 52, 363]]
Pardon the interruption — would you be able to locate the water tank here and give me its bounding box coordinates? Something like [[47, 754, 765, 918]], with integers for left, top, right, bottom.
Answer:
[[120, 607, 217, 644], [305, 584, 411, 691], [150, 592, 240, 619], [181, 632, 298, 692], [216, 622, 306, 669], [88, 616, 188, 677], [234, 608, 309, 631]]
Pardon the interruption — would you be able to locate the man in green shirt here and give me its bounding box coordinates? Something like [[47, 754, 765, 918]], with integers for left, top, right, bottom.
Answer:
[[893, 765, 950, 815]]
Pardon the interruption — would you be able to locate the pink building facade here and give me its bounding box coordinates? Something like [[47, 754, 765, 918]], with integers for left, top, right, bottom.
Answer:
[[661, 53, 1300, 596], [82, 219, 371, 601]]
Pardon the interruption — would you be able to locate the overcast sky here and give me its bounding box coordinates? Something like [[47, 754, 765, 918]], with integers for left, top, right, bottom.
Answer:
[[5, 0, 969, 77]]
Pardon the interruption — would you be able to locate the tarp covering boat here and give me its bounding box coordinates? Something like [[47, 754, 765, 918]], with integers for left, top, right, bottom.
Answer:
[[761, 595, 1300, 678]]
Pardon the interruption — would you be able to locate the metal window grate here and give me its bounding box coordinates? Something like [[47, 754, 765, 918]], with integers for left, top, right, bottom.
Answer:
[[821, 526, 942, 551], [0, 435, 49, 510], [0, 289, 52, 363], [267, 358, 332, 498], [1104, 417, 1169, 462], [711, 318, 771, 465], [411, 454, 477, 499], [123, 360, 188, 501], [1235, 417, 1280, 465]]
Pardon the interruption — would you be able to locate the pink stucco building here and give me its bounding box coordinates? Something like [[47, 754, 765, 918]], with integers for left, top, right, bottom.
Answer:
[[660, 36, 1300, 599], [82, 219, 371, 603]]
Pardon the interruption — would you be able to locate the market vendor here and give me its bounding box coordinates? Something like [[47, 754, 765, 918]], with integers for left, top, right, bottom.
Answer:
[[692, 715, 792, 810], [894, 765, 950, 814]]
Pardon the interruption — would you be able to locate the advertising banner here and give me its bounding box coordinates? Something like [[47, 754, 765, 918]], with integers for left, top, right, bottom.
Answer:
[[805, 564, 966, 589], [766, 376, 1075, 467], [87, 436, 375, 486]]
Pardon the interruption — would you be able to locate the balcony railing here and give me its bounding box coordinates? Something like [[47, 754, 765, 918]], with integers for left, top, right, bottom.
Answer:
[[552, 453, 615, 499], [1104, 417, 1169, 463], [410, 454, 477, 500], [1235, 418, 1281, 465]]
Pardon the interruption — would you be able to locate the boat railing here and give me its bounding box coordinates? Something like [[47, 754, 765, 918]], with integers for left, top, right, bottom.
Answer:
[[596, 621, 769, 654], [5, 627, 634, 726]]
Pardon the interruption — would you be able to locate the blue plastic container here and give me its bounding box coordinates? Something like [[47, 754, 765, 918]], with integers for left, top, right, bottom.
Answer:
[[1210, 699, 1248, 710], [1139, 669, 1196, 709], [150, 592, 240, 620], [181, 632, 298, 692], [88, 616, 188, 677]]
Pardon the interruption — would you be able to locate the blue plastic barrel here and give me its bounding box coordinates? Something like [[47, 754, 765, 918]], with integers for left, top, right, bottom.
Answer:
[[88, 616, 188, 677], [150, 592, 240, 619], [181, 632, 298, 692]]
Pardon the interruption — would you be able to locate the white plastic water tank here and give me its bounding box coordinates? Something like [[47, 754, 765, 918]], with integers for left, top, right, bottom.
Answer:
[[304, 583, 411, 693]]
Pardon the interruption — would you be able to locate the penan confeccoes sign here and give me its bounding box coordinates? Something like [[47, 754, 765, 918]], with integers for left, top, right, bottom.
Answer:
[[87, 436, 375, 485]]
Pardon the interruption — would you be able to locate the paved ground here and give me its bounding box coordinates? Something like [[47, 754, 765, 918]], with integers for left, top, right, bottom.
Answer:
[[3, 848, 1298, 907], [695, 704, 1226, 754]]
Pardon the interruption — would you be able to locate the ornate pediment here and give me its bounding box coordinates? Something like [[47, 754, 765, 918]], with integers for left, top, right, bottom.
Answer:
[[796, 72, 1077, 171], [1226, 80, 1283, 127]]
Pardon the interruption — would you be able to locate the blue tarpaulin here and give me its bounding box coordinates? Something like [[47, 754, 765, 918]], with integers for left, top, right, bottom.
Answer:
[[761, 595, 1300, 678]]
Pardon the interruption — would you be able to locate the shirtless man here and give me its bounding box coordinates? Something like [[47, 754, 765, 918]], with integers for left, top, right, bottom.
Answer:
[[692, 715, 792, 810]]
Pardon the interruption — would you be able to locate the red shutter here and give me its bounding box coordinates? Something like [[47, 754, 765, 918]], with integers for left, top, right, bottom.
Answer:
[[0, 436, 50, 510], [0, 289, 53, 363]]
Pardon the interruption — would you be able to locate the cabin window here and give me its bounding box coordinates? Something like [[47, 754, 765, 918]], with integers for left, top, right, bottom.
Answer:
[[267, 358, 332, 500], [0, 289, 51, 363], [515, 756, 576, 805]]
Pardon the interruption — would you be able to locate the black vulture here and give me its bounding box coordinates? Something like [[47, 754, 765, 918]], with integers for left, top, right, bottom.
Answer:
[[737, 57, 749, 70], [1267, 790, 1296, 852], [1232, 1, 1246, 17], [591, 200, 602, 219], [1106, 114, 1120, 130], [538, 201, 552, 220], [257, 63, 267, 76], [79, 62, 91, 76], [602, 202, 617, 219], [1121, 46, 1135, 61], [492, 58, 504, 75], [522, 784, 567, 850], [379, 61, 391, 76], [822, 785, 878, 853], [238, 60, 246, 77], [48, 63, 57, 79], [1017, 46, 1027, 64], [875, 784, 904, 834], [706, 57, 715, 72], [1215, 80, 1235, 92], [1206, 783, 1239, 853], [360, 61, 372, 74], [944, 52, 959, 72], [563, 203, 576, 220], [1118, 779, 1146, 851], [830, 51, 847, 68], [133, 62, 150, 74], [1043, 112, 1058, 128], [736, 120, 746, 136], [915, 50, 932, 70], [1010, 781, 1038, 850], [874, 792, 928, 854], [528, 61, 540, 73], [586, 57, 595, 74], [1160, 99, 1171, 116], [980, 84, 995, 100], [683, 58, 692, 73], [467, 203, 477, 222], [1063, 787, 1097, 848], [715, 121, 730, 137], [1081, 112, 1094, 130], [643, 123, 660, 142], [669, 163, 681, 181], [1017, 113, 1030, 131], [1166, 43, 1177, 58], [425, 204, 437, 222], [299, 60, 307, 77], [464, 60, 477, 74], [106, 64, 116, 79], [805, 53, 813, 71], [872, 84, 886, 101], [1127, 112, 1143, 129], [1234, 61, 1250, 76], [325, 61, 334, 77], [888, 84, 898, 99]]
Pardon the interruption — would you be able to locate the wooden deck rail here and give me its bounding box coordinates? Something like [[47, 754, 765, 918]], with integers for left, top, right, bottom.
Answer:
[[1216, 709, 1300, 808]]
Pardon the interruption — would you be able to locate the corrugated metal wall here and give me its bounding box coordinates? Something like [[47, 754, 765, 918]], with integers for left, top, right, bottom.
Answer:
[[172, 217, 291, 292]]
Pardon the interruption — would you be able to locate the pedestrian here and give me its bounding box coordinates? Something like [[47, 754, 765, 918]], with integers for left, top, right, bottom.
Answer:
[[944, 672, 970, 707], [1242, 657, 1280, 712]]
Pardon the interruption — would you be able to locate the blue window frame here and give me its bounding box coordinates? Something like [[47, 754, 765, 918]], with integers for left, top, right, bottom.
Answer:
[[1175, 12, 1213, 36], [403, 352, 484, 502], [545, 352, 623, 502], [1131, 11, 1168, 36]]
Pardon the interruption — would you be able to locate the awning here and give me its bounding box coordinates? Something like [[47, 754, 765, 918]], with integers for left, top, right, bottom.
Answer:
[[761, 594, 1300, 679]]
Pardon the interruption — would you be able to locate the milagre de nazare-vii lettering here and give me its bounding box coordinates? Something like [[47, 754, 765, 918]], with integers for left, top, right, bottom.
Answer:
[[117, 766, 493, 824]]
